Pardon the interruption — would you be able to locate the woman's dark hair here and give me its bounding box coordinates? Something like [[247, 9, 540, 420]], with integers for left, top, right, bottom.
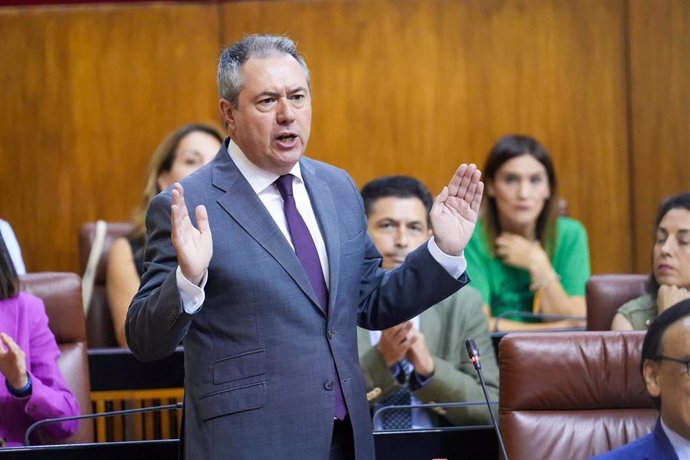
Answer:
[[640, 298, 690, 409], [482, 134, 559, 252], [0, 234, 20, 300], [646, 192, 690, 296]]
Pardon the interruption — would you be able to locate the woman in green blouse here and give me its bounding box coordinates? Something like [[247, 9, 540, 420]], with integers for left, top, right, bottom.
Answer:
[[465, 135, 591, 332]]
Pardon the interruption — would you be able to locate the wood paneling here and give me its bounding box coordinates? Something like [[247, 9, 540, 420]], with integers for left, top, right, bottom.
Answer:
[[0, 0, 686, 276], [628, 0, 690, 273], [221, 0, 630, 273], [0, 4, 221, 271]]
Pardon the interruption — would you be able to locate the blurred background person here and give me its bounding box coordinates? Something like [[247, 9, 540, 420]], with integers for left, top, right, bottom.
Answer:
[[466, 134, 591, 332], [106, 123, 223, 347], [612, 192, 690, 330], [0, 234, 79, 447], [0, 219, 26, 275], [594, 299, 690, 459], [358, 176, 498, 429]]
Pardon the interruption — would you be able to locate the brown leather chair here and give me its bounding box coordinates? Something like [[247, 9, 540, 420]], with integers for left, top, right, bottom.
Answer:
[[78, 222, 134, 348], [499, 331, 656, 460], [19, 272, 94, 444], [586, 274, 649, 330]]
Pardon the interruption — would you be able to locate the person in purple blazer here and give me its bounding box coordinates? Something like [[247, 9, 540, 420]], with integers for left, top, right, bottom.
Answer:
[[0, 235, 79, 447]]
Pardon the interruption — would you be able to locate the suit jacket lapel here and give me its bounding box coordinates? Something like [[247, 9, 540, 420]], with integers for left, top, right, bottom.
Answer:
[[301, 159, 340, 315], [211, 151, 325, 315]]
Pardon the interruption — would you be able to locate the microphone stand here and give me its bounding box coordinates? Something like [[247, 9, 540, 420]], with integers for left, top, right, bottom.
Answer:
[[493, 310, 585, 333], [466, 338, 509, 460], [24, 402, 183, 446], [372, 400, 498, 430]]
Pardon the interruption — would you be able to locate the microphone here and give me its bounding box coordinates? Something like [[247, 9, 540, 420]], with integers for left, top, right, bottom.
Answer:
[[465, 338, 509, 460], [24, 402, 183, 446]]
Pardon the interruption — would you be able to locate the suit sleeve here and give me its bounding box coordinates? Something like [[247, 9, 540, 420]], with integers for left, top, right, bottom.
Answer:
[[412, 290, 499, 425], [126, 192, 193, 361]]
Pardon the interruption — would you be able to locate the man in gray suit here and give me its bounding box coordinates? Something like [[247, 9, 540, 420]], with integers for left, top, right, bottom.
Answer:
[[126, 34, 483, 460]]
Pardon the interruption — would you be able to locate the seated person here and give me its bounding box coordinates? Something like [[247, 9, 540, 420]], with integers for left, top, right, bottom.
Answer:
[[358, 176, 499, 428], [107, 123, 223, 347], [0, 235, 79, 447], [465, 134, 590, 332], [0, 219, 26, 274], [612, 192, 690, 330], [593, 298, 690, 459]]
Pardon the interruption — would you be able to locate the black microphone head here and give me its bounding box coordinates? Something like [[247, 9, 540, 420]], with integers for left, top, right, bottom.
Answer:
[[465, 338, 481, 370]]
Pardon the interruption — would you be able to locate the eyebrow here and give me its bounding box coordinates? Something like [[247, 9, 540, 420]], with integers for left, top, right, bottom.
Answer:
[[255, 86, 308, 99], [177, 148, 203, 157]]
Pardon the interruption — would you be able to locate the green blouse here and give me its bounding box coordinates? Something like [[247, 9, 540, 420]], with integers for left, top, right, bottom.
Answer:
[[465, 217, 591, 321]]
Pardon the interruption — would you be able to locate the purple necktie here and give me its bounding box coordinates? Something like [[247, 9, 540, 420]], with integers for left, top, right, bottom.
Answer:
[[275, 174, 347, 420]]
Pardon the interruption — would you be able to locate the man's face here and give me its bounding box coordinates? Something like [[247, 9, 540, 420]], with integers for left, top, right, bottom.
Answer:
[[221, 54, 311, 175], [366, 196, 431, 269], [644, 316, 690, 439]]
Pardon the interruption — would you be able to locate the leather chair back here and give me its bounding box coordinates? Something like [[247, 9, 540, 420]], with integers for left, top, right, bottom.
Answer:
[[78, 222, 133, 348], [499, 331, 656, 460], [19, 272, 94, 444], [586, 274, 649, 330]]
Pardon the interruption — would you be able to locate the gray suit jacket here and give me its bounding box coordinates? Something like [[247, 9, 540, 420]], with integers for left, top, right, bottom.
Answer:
[[126, 141, 468, 459], [358, 286, 499, 427]]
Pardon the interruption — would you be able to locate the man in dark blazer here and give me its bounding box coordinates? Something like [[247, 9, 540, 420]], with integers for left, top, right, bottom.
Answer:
[[593, 299, 690, 460], [126, 34, 483, 460]]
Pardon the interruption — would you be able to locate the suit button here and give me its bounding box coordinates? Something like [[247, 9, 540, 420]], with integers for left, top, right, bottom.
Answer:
[[324, 380, 334, 390], [327, 329, 336, 339]]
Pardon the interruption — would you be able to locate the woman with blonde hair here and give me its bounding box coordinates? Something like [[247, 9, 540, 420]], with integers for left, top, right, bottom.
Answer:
[[107, 123, 223, 347]]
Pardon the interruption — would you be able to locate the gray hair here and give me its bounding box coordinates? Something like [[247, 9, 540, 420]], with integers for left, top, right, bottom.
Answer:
[[217, 34, 311, 108]]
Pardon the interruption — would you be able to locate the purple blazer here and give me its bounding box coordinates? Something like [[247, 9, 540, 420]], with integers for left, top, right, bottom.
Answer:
[[0, 292, 79, 446]]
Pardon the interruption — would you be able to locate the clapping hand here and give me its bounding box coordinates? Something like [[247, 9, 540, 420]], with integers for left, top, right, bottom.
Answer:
[[0, 332, 28, 390]]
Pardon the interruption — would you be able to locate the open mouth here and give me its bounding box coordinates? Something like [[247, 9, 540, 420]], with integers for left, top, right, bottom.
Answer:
[[277, 133, 297, 142]]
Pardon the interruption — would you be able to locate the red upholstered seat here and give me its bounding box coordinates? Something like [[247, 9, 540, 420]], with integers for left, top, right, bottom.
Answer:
[[499, 331, 656, 460], [20, 272, 94, 444]]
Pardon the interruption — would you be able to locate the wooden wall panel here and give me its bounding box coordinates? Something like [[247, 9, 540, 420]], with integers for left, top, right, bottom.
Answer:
[[0, 4, 221, 272], [3, 0, 682, 276], [221, 0, 630, 274], [628, 0, 690, 273]]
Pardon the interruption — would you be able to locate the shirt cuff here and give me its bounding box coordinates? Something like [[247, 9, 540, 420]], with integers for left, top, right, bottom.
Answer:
[[411, 370, 433, 390], [427, 236, 467, 279], [176, 266, 208, 314]]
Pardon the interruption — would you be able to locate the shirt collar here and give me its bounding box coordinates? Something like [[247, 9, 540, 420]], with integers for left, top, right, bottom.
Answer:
[[226, 139, 304, 194], [660, 417, 690, 457]]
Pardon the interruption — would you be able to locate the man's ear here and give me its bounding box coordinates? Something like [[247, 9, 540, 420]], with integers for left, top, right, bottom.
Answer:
[[643, 359, 661, 398], [219, 99, 235, 133]]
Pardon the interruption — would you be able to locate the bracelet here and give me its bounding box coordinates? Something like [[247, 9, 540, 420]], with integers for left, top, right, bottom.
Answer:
[[6, 373, 32, 398], [530, 272, 560, 291]]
